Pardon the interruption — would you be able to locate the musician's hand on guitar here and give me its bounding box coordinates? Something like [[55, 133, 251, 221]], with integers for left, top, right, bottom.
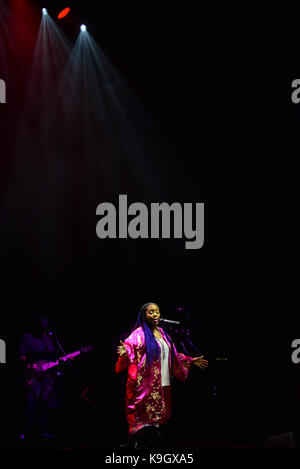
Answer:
[[35, 362, 45, 372], [117, 340, 127, 357], [192, 355, 209, 370]]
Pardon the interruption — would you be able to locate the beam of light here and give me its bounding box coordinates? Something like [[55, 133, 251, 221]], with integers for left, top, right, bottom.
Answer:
[[80, 31, 164, 192], [14, 9, 73, 158], [39, 11, 73, 76], [80, 24, 87, 32], [2, 2, 166, 284], [54, 27, 164, 200], [5, 11, 76, 269], [58, 7, 70, 19]]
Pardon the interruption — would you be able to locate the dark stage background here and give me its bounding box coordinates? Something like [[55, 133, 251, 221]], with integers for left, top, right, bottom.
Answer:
[[0, 0, 300, 449]]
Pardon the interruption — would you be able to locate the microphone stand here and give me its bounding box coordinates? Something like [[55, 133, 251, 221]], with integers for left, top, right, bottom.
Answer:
[[183, 334, 201, 354], [49, 330, 92, 410], [161, 322, 175, 421], [49, 331, 74, 369], [180, 340, 189, 356]]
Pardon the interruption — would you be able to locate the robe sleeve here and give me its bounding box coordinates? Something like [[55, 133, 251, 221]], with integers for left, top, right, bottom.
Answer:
[[115, 337, 136, 373], [172, 343, 193, 381]]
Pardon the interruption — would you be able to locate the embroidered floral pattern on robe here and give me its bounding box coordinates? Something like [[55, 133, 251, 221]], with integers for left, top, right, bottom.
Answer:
[[115, 326, 193, 432]]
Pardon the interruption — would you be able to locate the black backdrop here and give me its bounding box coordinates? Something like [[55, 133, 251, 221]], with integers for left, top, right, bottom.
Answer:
[[1, 0, 300, 449]]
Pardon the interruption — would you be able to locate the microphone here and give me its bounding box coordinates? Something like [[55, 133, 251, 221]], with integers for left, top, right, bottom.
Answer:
[[159, 318, 181, 325]]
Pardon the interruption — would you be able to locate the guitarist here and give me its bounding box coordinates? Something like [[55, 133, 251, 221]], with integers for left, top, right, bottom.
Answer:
[[20, 315, 62, 440]]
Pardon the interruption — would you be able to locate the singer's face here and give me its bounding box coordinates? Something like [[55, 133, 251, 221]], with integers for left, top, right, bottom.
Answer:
[[145, 304, 160, 328]]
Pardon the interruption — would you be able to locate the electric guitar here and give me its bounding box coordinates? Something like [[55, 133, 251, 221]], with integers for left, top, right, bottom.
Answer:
[[25, 345, 94, 385]]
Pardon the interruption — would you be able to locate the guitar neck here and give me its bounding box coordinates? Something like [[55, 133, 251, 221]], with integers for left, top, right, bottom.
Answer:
[[41, 350, 81, 371]]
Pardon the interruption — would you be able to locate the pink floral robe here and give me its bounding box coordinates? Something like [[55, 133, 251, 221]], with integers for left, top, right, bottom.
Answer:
[[115, 326, 193, 433]]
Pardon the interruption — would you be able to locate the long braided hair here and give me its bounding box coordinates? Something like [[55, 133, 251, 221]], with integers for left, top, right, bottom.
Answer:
[[138, 302, 161, 366]]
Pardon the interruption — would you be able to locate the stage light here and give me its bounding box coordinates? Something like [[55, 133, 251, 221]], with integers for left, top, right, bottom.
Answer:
[[42, 8, 48, 15], [80, 24, 87, 32], [58, 7, 71, 19]]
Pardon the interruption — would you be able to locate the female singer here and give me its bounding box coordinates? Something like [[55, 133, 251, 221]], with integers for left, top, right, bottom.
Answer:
[[115, 302, 208, 437]]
